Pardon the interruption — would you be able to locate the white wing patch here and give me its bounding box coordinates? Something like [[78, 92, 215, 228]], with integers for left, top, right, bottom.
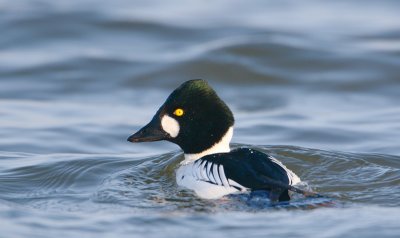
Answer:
[[212, 163, 222, 185], [218, 165, 230, 187], [176, 160, 246, 199], [227, 179, 246, 191], [175, 153, 300, 199], [199, 161, 208, 180], [268, 156, 301, 185]]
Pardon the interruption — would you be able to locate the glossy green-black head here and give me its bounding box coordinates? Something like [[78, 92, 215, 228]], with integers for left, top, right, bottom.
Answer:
[[127, 79, 234, 154]]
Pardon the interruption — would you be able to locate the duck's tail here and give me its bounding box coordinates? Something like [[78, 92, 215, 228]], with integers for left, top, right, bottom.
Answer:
[[258, 175, 325, 201]]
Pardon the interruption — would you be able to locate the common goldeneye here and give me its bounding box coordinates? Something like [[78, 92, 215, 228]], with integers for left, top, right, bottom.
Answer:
[[128, 79, 303, 202]]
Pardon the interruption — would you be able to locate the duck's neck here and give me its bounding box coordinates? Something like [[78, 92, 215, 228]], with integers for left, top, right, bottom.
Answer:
[[182, 127, 233, 164]]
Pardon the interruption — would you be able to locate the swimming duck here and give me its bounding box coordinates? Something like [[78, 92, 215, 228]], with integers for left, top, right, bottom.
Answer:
[[127, 79, 301, 202]]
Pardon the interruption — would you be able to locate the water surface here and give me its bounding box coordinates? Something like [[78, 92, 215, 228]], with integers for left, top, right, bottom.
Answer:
[[1, 0, 400, 237]]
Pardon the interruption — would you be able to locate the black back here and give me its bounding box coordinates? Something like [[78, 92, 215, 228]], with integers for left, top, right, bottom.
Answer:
[[197, 148, 291, 201]]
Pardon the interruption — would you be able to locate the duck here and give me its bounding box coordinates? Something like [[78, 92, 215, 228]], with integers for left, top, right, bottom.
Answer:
[[127, 79, 303, 202]]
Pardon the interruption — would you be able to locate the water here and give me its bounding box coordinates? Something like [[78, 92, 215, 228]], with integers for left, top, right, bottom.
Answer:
[[1, 0, 400, 237]]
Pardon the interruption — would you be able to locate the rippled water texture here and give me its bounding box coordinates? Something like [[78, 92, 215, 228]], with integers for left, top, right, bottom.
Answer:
[[1, 0, 400, 237]]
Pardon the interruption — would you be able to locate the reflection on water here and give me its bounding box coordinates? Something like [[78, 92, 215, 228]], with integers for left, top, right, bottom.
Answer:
[[1, 0, 400, 237]]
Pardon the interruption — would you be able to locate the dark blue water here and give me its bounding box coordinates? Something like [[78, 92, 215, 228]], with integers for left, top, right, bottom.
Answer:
[[1, 0, 400, 237]]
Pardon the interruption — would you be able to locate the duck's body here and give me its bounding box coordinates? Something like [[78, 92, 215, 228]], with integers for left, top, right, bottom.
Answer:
[[128, 79, 302, 202], [177, 148, 301, 200]]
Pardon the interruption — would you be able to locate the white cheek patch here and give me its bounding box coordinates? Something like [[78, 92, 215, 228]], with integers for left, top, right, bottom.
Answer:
[[161, 115, 180, 138]]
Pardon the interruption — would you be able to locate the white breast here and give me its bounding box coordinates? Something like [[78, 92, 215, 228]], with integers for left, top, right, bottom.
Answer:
[[175, 162, 245, 199]]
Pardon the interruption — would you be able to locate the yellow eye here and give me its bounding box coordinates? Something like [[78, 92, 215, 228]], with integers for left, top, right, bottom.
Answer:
[[173, 108, 184, 117]]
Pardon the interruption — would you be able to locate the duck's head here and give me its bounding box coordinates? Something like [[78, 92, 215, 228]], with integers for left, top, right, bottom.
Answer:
[[127, 79, 234, 160]]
